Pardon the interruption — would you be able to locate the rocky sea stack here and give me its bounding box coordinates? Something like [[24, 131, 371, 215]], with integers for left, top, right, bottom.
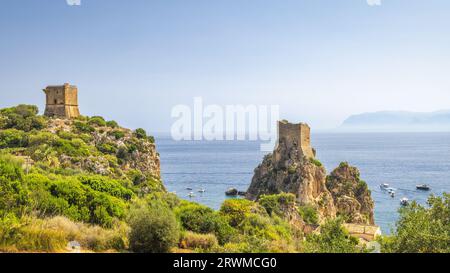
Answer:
[[247, 121, 375, 225], [326, 162, 374, 224]]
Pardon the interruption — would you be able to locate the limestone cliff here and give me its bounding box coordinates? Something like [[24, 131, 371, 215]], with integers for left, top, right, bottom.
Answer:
[[326, 163, 375, 225]]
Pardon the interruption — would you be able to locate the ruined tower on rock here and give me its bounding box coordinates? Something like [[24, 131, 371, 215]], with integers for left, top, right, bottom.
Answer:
[[247, 120, 376, 225], [275, 120, 315, 161], [246, 120, 337, 218], [43, 83, 80, 119]]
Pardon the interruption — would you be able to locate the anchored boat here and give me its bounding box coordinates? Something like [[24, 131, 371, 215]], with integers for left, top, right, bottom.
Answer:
[[416, 184, 431, 191]]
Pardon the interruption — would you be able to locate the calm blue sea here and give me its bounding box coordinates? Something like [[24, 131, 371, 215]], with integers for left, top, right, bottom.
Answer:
[[156, 133, 450, 234]]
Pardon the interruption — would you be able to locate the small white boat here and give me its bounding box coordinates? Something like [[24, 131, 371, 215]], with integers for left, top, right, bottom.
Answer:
[[380, 183, 390, 190], [198, 189, 206, 193], [400, 198, 409, 206]]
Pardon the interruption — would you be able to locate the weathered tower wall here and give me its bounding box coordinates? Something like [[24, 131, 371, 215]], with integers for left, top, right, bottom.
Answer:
[[277, 121, 315, 159], [43, 83, 80, 119]]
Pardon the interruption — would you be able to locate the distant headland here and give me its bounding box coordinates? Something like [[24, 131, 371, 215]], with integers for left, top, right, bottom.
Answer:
[[339, 110, 450, 132]]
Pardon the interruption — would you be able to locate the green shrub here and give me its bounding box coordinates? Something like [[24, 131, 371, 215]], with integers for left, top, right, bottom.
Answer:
[[0, 213, 21, 247], [75, 115, 89, 122], [28, 131, 58, 146], [109, 130, 126, 140], [177, 204, 217, 233], [27, 132, 94, 158], [0, 154, 24, 181], [298, 205, 319, 225], [145, 192, 180, 210], [238, 213, 292, 245], [79, 133, 93, 143], [288, 165, 297, 174], [116, 146, 128, 162], [356, 180, 369, 196], [106, 120, 119, 128], [239, 214, 272, 237], [54, 138, 93, 157], [56, 130, 77, 140], [96, 142, 118, 155], [88, 192, 126, 227], [303, 218, 361, 253], [78, 175, 134, 201], [220, 199, 255, 228], [127, 170, 146, 186], [144, 177, 166, 192], [176, 203, 235, 245], [0, 129, 27, 148], [48, 178, 88, 206], [309, 158, 323, 167], [0, 155, 29, 213], [0, 105, 46, 132], [259, 193, 295, 217], [379, 193, 450, 253], [128, 204, 179, 253], [133, 128, 147, 139], [74, 121, 95, 133], [26, 173, 127, 227], [88, 116, 107, 127]]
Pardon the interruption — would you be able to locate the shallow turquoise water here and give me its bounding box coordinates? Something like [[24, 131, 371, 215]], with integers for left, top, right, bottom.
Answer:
[[156, 133, 450, 234]]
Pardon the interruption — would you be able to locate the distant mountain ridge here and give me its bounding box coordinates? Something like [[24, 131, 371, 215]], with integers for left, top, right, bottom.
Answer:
[[340, 110, 450, 132]]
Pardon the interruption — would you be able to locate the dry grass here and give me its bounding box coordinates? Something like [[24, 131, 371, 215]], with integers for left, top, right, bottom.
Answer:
[[0, 215, 129, 253], [179, 231, 218, 250]]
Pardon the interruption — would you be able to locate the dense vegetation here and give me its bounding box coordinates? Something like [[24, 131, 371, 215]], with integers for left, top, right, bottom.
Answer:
[[0, 105, 448, 253], [379, 194, 450, 253]]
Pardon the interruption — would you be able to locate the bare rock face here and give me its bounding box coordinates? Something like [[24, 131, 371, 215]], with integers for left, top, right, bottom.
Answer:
[[326, 163, 375, 225], [247, 138, 336, 219]]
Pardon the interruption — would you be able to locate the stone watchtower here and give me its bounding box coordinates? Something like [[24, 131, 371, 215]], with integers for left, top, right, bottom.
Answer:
[[43, 83, 80, 119], [276, 120, 315, 159]]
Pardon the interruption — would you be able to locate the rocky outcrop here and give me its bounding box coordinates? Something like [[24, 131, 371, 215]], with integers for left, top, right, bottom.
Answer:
[[247, 136, 336, 219], [44, 118, 160, 179], [326, 163, 374, 225], [247, 121, 375, 225]]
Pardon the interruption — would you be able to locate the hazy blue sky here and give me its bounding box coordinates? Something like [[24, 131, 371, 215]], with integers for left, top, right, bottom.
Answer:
[[1, 0, 449, 132]]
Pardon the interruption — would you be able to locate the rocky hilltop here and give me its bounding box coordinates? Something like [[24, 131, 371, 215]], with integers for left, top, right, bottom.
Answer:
[[45, 118, 160, 179], [0, 105, 161, 190], [247, 121, 374, 225]]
